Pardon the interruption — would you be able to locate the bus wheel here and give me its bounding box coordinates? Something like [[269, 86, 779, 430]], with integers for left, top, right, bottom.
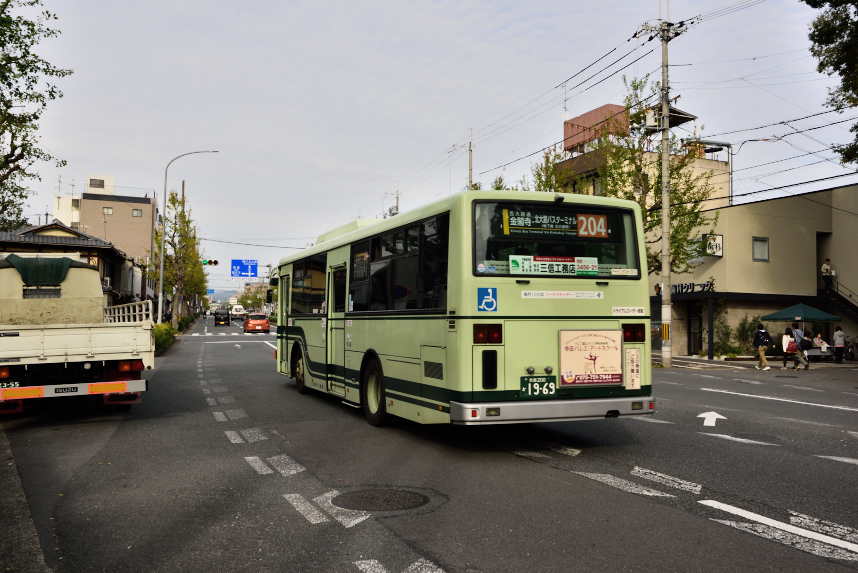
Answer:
[[361, 359, 387, 426], [292, 348, 307, 394]]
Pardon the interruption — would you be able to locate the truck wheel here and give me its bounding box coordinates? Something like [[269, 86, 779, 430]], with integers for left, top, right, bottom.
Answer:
[[292, 348, 307, 394], [361, 359, 387, 426]]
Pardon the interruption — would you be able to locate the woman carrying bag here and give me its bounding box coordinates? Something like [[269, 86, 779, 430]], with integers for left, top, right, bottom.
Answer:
[[782, 327, 797, 370]]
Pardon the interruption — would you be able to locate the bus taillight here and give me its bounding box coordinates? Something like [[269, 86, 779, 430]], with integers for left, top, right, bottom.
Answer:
[[474, 324, 502, 344], [622, 324, 646, 343]]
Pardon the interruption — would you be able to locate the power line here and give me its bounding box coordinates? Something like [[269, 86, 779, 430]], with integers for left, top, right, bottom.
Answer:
[[201, 238, 306, 249], [703, 109, 845, 138]]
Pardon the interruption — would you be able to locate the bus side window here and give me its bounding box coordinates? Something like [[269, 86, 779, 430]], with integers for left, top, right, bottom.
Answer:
[[369, 260, 391, 311], [349, 242, 370, 312], [309, 254, 327, 313], [333, 269, 347, 312], [291, 261, 309, 314], [421, 214, 449, 309]]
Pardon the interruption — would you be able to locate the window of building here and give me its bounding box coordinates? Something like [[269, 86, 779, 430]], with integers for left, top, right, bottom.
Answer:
[[132, 209, 142, 217], [752, 237, 769, 262], [90, 179, 105, 189], [102, 207, 113, 215]]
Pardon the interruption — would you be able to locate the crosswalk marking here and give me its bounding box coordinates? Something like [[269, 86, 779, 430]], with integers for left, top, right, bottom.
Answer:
[[225, 431, 244, 444], [206, 398, 217, 406], [245, 456, 274, 475], [225, 408, 247, 420], [213, 412, 228, 422], [313, 490, 370, 528], [631, 466, 702, 494], [575, 472, 675, 497], [283, 494, 329, 524], [239, 427, 267, 443], [217, 395, 236, 404], [267, 454, 305, 476]]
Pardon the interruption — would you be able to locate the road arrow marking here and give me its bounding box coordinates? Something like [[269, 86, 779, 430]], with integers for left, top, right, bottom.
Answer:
[[698, 411, 726, 426]]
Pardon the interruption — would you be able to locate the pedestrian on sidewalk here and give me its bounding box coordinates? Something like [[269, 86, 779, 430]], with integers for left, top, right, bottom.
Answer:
[[792, 322, 810, 370], [833, 325, 846, 364], [753, 323, 773, 371], [782, 327, 797, 370], [821, 258, 833, 290]]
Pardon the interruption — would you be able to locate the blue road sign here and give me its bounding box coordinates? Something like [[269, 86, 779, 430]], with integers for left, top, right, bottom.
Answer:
[[231, 259, 258, 278], [206, 289, 215, 294]]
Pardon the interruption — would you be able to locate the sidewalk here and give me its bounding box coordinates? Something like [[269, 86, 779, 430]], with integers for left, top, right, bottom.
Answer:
[[652, 352, 858, 369]]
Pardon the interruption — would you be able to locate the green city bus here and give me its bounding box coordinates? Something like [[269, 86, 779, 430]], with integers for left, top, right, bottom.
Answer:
[[276, 190, 653, 425]]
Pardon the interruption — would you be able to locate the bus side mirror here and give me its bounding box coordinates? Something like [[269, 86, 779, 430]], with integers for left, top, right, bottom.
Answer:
[[266, 289, 273, 304]]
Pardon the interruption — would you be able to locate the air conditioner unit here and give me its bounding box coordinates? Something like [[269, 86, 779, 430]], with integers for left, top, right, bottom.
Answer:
[[102, 277, 111, 289]]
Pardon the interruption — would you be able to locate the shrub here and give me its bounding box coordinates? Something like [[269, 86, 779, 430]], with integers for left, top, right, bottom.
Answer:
[[178, 316, 193, 332], [154, 323, 175, 351]]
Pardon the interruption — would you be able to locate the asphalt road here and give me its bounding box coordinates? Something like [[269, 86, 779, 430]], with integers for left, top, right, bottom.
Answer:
[[2, 317, 857, 572]]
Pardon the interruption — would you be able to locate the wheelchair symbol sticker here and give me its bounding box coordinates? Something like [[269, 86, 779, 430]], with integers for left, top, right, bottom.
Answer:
[[478, 288, 498, 312]]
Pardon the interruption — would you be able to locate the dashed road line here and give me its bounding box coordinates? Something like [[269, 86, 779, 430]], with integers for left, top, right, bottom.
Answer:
[[239, 427, 267, 443], [630, 417, 673, 424], [701, 500, 858, 556], [700, 388, 858, 412], [283, 494, 329, 524], [783, 385, 823, 392], [631, 466, 702, 494], [245, 456, 274, 475], [213, 412, 228, 422], [355, 558, 446, 573], [217, 396, 236, 404], [815, 455, 858, 466], [225, 408, 248, 420], [201, 388, 211, 395], [210, 385, 228, 393], [268, 454, 305, 476], [734, 378, 765, 385], [712, 520, 858, 561], [510, 449, 549, 459], [313, 490, 370, 528], [699, 433, 778, 446], [206, 398, 218, 406], [536, 442, 581, 457], [771, 417, 838, 427], [575, 472, 675, 497], [225, 431, 244, 444]]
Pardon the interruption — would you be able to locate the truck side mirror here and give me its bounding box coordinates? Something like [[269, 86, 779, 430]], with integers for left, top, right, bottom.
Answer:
[[266, 289, 273, 304]]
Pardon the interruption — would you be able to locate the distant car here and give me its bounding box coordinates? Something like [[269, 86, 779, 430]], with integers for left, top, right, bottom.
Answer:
[[243, 313, 270, 333], [214, 310, 230, 326]]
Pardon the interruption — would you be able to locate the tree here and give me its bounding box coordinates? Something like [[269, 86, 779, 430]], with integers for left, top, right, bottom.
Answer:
[[149, 191, 208, 319], [543, 76, 718, 276], [801, 0, 858, 164], [0, 0, 73, 231]]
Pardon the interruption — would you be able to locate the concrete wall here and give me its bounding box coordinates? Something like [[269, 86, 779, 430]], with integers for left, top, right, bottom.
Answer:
[[78, 196, 155, 260]]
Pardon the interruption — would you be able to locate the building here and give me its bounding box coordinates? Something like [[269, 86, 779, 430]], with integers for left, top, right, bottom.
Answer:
[[54, 175, 157, 264], [654, 184, 858, 357], [0, 220, 153, 306]]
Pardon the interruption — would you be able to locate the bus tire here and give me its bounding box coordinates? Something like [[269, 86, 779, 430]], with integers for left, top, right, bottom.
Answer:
[[361, 359, 388, 426], [292, 347, 307, 394]]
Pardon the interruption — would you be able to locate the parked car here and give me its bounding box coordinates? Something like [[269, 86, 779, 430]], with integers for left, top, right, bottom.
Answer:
[[243, 313, 270, 333]]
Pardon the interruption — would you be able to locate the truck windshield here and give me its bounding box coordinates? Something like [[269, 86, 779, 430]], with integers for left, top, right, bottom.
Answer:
[[473, 201, 640, 278]]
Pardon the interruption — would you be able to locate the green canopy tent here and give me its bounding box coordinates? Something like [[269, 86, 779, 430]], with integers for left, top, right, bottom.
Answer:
[[761, 303, 841, 323]]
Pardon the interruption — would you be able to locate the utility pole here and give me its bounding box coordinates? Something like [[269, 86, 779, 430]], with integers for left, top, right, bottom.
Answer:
[[636, 2, 692, 368], [468, 128, 474, 190]]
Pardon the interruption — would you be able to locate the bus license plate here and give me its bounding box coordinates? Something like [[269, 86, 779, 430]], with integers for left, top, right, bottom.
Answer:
[[520, 376, 557, 399]]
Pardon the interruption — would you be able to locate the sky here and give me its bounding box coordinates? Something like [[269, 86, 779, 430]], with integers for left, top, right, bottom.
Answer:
[[19, 0, 855, 295]]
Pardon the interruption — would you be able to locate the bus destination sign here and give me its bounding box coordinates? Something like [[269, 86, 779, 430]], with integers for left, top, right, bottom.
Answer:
[[502, 208, 611, 240]]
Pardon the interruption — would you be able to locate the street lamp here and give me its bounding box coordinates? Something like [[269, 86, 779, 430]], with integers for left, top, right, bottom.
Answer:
[[158, 150, 218, 325]]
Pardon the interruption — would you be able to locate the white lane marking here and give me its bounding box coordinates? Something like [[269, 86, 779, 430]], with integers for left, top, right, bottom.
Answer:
[[630, 417, 674, 424], [700, 388, 858, 412], [206, 398, 217, 406], [210, 385, 228, 393], [201, 388, 211, 395], [213, 412, 228, 422], [205, 332, 212, 336], [735, 378, 765, 385], [511, 449, 549, 459], [232, 333, 239, 336], [240, 427, 267, 443], [265, 341, 276, 349], [314, 490, 370, 528], [712, 520, 858, 561], [283, 494, 329, 524], [199, 380, 207, 386], [699, 433, 778, 446], [849, 431, 858, 439], [783, 385, 823, 392], [267, 454, 305, 476], [771, 417, 838, 427], [695, 374, 723, 380], [701, 500, 858, 553], [197, 368, 203, 373], [575, 472, 675, 497], [245, 456, 274, 475], [225, 431, 244, 444], [537, 442, 581, 457], [218, 396, 236, 404], [192, 333, 199, 336], [197, 373, 205, 378], [815, 455, 858, 466], [658, 381, 684, 386], [790, 511, 858, 544], [225, 408, 247, 420], [356, 558, 448, 573], [631, 467, 702, 494]]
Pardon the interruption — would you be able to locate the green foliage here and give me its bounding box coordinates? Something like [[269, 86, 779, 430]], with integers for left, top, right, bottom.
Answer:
[[519, 146, 569, 193], [736, 314, 764, 355], [801, 0, 858, 164], [154, 323, 175, 351], [0, 0, 73, 231], [178, 316, 193, 332]]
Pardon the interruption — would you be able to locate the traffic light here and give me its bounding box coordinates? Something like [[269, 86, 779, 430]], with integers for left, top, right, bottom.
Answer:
[[202, 259, 219, 266]]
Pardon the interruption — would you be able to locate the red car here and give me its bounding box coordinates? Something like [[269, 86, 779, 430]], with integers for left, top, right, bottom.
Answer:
[[243, 313, 270, 333]]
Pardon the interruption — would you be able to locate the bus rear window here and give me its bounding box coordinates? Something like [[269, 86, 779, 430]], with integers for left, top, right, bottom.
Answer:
[[473, 202, 640, 278]]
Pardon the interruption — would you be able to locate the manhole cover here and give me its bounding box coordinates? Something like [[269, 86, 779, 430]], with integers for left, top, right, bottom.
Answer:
[[332, 489, 429, 511], [732, 433, 780, 442]]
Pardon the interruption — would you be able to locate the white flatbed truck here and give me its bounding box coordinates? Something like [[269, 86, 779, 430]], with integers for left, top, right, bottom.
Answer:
[[0, 255, 155, 414]]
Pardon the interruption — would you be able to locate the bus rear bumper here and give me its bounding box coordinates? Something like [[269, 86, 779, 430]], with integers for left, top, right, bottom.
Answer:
[[449, 396, 655, 425]]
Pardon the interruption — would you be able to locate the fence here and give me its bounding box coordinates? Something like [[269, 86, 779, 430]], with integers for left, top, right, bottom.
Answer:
[[104, 300, 153, 323]]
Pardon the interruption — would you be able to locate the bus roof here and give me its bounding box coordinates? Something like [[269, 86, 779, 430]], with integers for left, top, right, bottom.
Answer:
[[277, 190, 642, 268]]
